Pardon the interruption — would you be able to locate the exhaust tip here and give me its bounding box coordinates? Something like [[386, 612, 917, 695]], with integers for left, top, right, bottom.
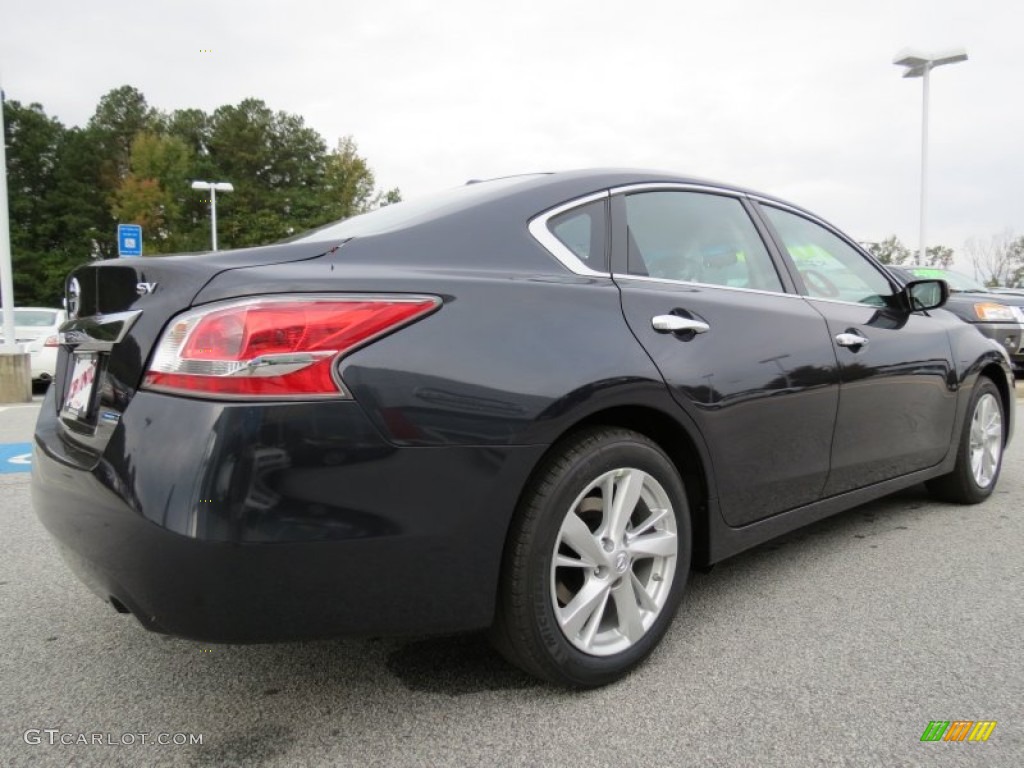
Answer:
[[109, 597, 131, 614]]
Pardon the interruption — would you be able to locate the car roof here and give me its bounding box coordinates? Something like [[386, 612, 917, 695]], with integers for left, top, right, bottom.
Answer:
[[293, 167, 815, 246], [463, 167, 803, 211]]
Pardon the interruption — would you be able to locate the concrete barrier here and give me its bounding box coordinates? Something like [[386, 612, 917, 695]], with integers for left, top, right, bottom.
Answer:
[[0, 352, 32, 403]]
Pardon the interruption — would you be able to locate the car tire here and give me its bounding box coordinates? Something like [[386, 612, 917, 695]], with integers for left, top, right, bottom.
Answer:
[[491, 427, 692, 687], [926, 377, 1005, 504]]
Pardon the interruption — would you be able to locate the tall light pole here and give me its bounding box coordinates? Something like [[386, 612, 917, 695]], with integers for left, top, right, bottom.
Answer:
[[1, 84, 17, 351], [0, 83, 31, 401], [893, 48, 968, 266], [191, 180, 234, 251]]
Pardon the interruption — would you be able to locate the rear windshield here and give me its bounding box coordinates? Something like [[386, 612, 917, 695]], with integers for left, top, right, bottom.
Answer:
[[291, 175, 545, 243], [14, 310, 58, 326]]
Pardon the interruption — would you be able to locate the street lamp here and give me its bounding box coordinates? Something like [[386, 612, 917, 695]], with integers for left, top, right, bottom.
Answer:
[[893, 47, 968, 265], [190, 180, 234, 251]]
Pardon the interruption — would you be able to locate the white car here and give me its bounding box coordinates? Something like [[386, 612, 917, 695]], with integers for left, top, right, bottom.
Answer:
[[0, 307, 67, 384]]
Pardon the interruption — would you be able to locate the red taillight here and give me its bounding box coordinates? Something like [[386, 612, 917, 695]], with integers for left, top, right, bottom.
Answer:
[[142, 296, 439, 399], [44, 334, 59, 347]]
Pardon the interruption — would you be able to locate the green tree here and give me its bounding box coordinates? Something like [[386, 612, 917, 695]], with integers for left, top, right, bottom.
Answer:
[[51, 126, 119, 262], [4, 101, 111, 303], [88, 85, 159, 185], [377, 187, 402, 207], [965, 231, 1021, 287], [1006, 236, 1024, 287], [867, 236, 953, 270], [321, 137, 402, 220], [323, 137, 378, 220], [203, 99, 329, 246], [164, 108, 211, 156], [111, 132, 194, 253], [925, 244, 954, 269], [865, 235, 911, 265], [3, 100, 67, 303], [6, 85, 400, 305]]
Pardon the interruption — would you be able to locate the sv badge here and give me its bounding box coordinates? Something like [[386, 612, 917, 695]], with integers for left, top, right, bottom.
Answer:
[[136, 282, 158, 296]]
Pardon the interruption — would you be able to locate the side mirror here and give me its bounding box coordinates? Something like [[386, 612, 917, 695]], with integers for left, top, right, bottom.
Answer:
[[904, 279, 949, 311]]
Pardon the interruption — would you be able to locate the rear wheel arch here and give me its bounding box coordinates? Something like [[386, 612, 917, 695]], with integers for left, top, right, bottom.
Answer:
[[503, 405, 714, 576], [491, 423, 695, 685]]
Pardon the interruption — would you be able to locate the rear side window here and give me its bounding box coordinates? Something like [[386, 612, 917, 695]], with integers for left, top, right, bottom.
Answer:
[[624, 191, 783, 292], [548, 199, 608, 270]]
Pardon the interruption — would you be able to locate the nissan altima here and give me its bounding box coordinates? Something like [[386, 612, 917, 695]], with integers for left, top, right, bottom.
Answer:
[[32, 169, 1013, 687]]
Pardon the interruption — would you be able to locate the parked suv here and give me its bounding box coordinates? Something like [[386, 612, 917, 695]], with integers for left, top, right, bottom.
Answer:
[[889, 267, 1024, 373]]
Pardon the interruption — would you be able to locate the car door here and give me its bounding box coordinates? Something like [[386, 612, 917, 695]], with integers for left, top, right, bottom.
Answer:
[[611, 186, 841, 526], [755, 202, 958, 495]]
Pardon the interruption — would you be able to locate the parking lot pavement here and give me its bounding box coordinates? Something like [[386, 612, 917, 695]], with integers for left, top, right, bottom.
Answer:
[[2, 401, 1022, 767]]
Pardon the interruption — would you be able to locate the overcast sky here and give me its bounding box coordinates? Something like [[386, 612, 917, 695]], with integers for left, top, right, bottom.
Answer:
[[2, 0, 1020, 259]]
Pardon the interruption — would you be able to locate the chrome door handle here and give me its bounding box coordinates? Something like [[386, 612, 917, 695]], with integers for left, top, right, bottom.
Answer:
[[835, 332, 869, 348], [652, 315, 710, 334]]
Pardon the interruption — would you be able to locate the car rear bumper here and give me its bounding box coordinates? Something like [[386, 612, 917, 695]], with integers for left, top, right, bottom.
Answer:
[[31, 389, 545, 642], [29, 346, 58, 380]]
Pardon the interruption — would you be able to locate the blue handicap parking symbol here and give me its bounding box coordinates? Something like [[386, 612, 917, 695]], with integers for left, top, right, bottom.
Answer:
[[0, 443, 33, 474]]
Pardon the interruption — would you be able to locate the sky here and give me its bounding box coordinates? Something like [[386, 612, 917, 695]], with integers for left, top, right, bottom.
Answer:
[[2, 0, 1021, 261]]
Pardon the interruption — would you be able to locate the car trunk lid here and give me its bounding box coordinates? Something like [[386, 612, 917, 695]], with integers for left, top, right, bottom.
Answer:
[[51, 240, 342, 459]]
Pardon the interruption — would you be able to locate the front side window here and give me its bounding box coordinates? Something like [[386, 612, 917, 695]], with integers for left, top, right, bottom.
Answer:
[[762, 206, 895, 306], [623, 191, 784, 293]]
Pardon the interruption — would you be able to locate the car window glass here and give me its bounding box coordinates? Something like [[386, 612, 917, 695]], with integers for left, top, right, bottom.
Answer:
[[907, 267, 983, 292], [548, 199, 606, 269], [623, 191, 783, 292], [14, 310, 57, 326], [763, 206, 895, 306], [289, 174, 546, 242]]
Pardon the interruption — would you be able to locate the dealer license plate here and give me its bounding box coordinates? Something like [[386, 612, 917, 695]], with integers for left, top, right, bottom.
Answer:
[[62, 354, 98, 419]]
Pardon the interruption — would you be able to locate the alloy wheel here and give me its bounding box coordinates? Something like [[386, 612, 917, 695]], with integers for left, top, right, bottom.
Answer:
[[550, 467, 678, 656], [969, 392, 1002, 488]]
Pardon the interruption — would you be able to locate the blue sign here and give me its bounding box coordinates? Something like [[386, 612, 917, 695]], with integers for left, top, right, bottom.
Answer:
[[0, 442, 32, 474], [118, 224, 143, 257]]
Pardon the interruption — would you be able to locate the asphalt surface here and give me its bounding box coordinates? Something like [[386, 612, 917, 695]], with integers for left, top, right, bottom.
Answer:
[[1, 395, 1022, 767]]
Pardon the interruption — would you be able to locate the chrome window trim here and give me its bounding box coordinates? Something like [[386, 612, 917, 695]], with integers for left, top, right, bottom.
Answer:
[[612, 273, 804, 299], [609, 181, 744, 198], [528, 191, 611, 277], [746, 195, 839, 232], [803, 295, 896, 310]]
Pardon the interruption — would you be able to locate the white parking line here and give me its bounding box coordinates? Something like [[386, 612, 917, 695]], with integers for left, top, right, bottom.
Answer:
[[0, 404, 43, 413]]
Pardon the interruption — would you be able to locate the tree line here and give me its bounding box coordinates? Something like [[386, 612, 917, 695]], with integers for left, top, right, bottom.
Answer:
[[7, 86, 1023, 306], [3, 85, 399, 306], [865, 232, 1024, 287]]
